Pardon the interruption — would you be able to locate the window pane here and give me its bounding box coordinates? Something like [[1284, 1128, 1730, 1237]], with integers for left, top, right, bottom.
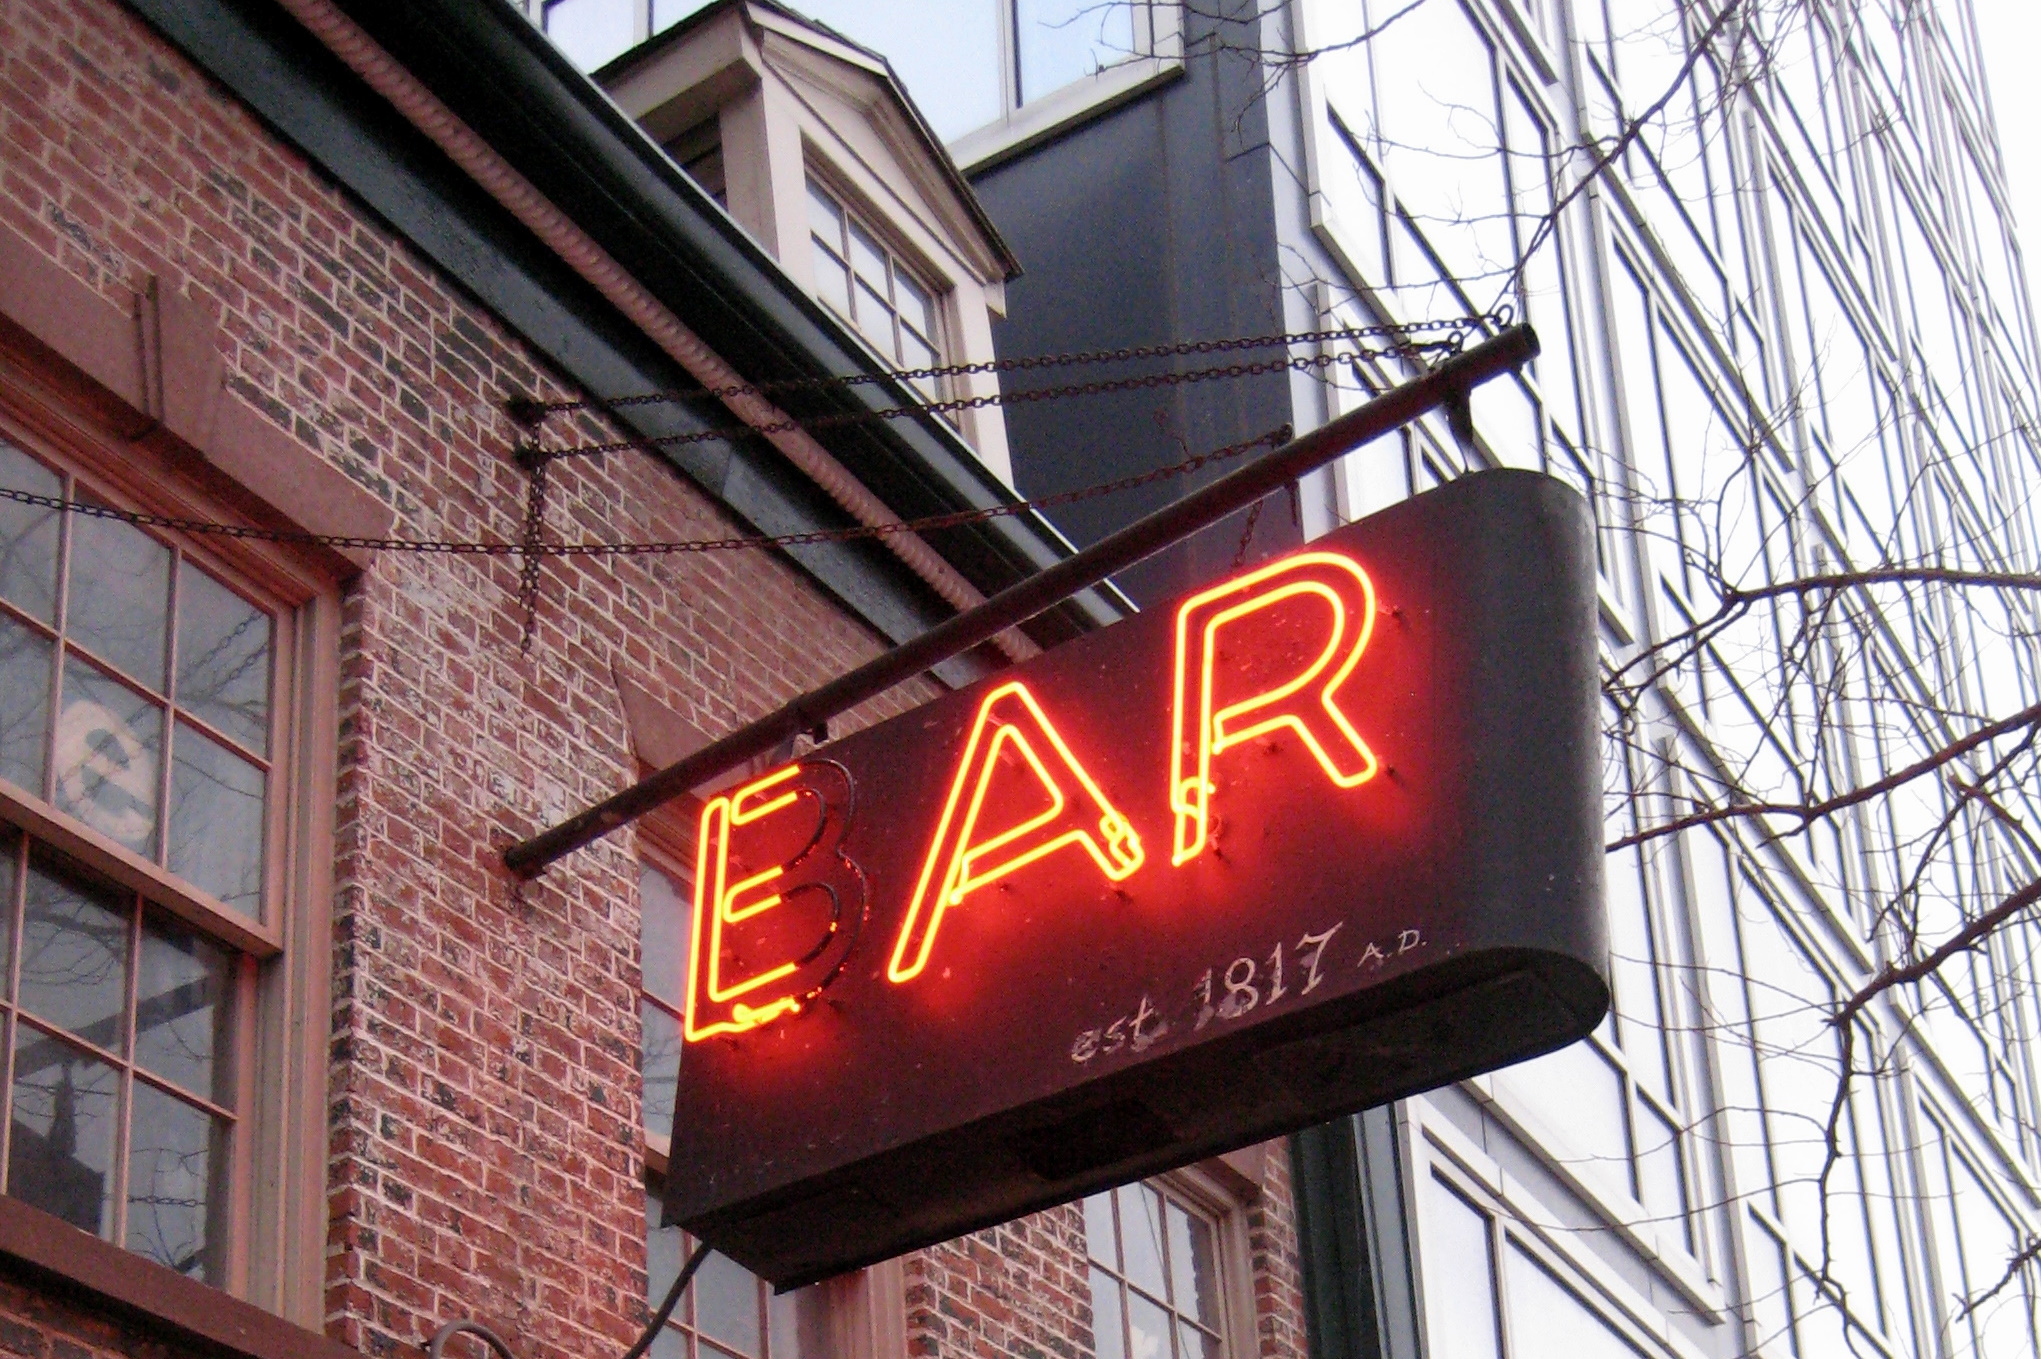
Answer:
[[126, 1081, 225, 1282], [1126, 1290, 1174, 1359], [0, 442, 61, 623], [895, 272, 934, 342], [167, 721, 266, 915], [7, 1031, 117, 1236], [67, 515, 169, 689], [1502, 1242, 1645, 1359], [767, 1284, 833, 1359], [1084, 1190, 1118, 1265], [1178, 1320, 1221, 1359], [901, 331, 939, 380], [693, 1248, 763, 1354], [1016, 0, 1138, 104], [641, 863, 687, 1006], [647, 1195, 685, 1300], [0, 614, 51, 793], [1117, 1183, 1168, 1298], [806, 181, 845, 249], [1501, 1038, 1628, 1182], [1633, 1098, 1689, 1249], [133, 911, 233, 1103], [812, 243, 853, 319], [1091, 1265, 1127, 1359], [1421, 1177, 1499, 1359], [19, 852, 128, 1048], [847, 220, 888, 293], [642, 998, 679, 1135], [175, 563, 270, 755], [544, 0, 636, 72], [55, 658, 162, 856], [1166, 1200, 1219, 1325], [855, 281, 895, 353]]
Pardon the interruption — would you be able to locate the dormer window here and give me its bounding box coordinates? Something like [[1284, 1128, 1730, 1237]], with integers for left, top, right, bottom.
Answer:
[[599, 1, 1024, 482], [806, 178, 943, 403]]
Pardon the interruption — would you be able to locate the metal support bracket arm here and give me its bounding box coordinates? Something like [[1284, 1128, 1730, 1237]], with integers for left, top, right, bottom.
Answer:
[[503, 323, 1540, 880]]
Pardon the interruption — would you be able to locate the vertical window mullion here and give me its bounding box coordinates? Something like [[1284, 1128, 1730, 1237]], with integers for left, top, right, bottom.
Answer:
[[109, 892, 143, 1249], [43, 474, 72, 806], [225, 948, 258, 1292], [0, 832, 24, 1190], [158, 549, 181, 872], [885, 258, 904, 363]]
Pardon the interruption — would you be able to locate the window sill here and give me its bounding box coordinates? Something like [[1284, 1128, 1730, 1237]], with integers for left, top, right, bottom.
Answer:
[[0, 1193, 358, 1359], [951, 57, 1185, 174]]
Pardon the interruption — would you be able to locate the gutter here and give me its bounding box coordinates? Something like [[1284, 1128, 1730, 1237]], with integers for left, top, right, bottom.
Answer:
[[275, 0, 1042, 663]]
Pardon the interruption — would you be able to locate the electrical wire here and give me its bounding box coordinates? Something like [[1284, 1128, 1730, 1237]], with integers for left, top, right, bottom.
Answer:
[[0, 425, 1290, 559]]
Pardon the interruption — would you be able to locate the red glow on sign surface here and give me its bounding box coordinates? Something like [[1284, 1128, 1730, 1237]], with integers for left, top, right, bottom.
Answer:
[[888, 681, 1142, 984], [1169, 552, 1380, 866], [686, 763, 863, 1040]]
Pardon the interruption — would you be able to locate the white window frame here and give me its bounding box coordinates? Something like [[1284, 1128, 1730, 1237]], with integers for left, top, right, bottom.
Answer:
[[949, 2, 1186, 170], [803, 173, 952, 403], [1405, 1100, 1714, 1359]]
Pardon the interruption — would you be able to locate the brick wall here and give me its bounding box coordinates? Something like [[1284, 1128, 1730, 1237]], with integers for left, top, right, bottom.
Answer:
[[0, 3, 1310, 1359], [908, 1205, 1093, 1359]]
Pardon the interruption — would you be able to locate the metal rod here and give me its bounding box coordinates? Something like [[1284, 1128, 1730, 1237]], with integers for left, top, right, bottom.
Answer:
[[504, 323, 1539, 879]]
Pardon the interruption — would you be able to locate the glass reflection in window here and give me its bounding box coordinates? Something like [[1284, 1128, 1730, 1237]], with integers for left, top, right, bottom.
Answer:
[[1016, 0, 1139, 104], [0, 441, 275, 919], [645, 1190, 829, 1357], [0, 840, 238, 1282], [1085, 1180, 1228, 1359]]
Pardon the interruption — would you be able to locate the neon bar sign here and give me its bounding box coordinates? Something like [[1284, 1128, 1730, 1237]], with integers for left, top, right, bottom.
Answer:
[[666, 470, 1609, 1289], [684, 552, 1390, 1028]]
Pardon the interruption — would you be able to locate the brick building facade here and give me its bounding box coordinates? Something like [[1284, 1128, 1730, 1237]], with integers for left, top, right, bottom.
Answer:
[[0, 3, 1307, 1359]]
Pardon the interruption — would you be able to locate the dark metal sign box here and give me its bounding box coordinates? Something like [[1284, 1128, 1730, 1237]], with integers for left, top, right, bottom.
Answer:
[[664, 470, 1608, 1286]]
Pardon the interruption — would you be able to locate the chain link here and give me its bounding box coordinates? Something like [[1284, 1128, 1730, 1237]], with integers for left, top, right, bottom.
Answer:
[[515, 441, 550, 653], [540, 338, 1474, 461], [518, 313, 1509, 422], [0, 426, 1292, 561]]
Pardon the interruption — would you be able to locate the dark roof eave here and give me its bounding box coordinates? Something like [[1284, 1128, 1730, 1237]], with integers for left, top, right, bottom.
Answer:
[[326, 0, 1122, 635]]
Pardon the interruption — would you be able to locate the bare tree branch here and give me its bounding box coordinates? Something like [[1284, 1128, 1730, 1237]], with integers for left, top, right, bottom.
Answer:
[[1608, 701, 2041, 851], [1954, 1234, 2041, 1322], [1834, 877, 2041, 1035]]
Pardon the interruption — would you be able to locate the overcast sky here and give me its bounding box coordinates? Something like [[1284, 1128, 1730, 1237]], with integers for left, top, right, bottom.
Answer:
[[1970, 0, 2039, 311]]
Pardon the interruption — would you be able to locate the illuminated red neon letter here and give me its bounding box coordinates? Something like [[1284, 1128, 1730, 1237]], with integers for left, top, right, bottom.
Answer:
[[1170, 552, 1380, 865], [889, 681, 1142, 984], [686, 761, 864, 1041]]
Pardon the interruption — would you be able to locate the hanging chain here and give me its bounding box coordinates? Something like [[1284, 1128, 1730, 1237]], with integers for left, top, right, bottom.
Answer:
[[515, 440, 550, 653], [1232, 497, 1269, 569], [535, 337, 1475, 461], [515, 313, 1509, 422], [0, 425, 1292, 560]]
